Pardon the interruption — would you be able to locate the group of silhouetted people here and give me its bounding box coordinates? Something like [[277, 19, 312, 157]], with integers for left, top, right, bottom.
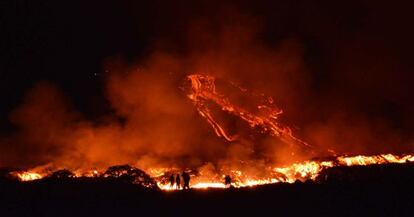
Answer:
[[169, 172, 233, 190], [170, 172, 190, 190]]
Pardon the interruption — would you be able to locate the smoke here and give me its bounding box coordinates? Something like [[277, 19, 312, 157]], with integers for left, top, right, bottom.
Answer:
[[1, 6, 413, 171], [0, 82, 76, 167]]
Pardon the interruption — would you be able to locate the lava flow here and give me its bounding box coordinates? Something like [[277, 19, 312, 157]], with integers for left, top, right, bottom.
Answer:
[[186, 74, 310, 148]]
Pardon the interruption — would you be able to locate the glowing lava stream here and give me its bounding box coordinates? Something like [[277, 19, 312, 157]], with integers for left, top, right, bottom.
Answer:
[[186, 74, 310, 147], [12, 153, 414, 191]]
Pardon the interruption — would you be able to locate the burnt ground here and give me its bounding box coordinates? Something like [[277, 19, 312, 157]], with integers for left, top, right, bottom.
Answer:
[[1, 163, 414, 217]]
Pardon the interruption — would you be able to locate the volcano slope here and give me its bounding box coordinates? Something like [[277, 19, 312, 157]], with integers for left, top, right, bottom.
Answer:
[[1, 163, 414, 217]]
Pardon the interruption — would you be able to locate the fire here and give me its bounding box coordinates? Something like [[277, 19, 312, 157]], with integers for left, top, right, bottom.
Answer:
[[337, 154, 414, 166], [10, 153, 413, 191], [12, 171, 43, 181], [153, 153, 414, 190], [190, 182, 226, 189]]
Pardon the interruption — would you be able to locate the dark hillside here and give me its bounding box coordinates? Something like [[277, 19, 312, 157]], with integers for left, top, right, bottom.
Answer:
[[1, 163, 414, 217]]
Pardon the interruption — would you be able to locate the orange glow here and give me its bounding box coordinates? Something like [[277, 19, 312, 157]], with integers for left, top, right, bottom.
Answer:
[[10, 153, 413, 190], [155, 153, 414, 190]]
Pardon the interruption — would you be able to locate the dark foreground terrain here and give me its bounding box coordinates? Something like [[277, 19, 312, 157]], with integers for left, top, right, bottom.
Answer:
[[1, 163, 414, 217]]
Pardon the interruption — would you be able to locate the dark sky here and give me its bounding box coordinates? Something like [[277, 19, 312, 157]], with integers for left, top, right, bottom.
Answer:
[[1, 0, 414, 135]]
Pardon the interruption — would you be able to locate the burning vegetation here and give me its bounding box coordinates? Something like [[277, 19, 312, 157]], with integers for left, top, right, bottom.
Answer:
[[8, 153, 414, 191]]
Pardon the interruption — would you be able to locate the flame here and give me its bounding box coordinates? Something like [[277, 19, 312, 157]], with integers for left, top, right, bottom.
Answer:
[[9, 153, 414, 189], [12, 171, 43, 181], [155, 153, 414, 190], [189, 182, 226, 189], [337, 154, 414, 166]]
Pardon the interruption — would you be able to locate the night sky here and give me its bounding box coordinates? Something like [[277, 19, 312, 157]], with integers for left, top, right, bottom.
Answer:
[[2, 0, 414, 155]]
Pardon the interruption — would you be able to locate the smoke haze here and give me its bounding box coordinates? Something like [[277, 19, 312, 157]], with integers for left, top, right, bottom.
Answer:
[[1, 1, 414, 171]]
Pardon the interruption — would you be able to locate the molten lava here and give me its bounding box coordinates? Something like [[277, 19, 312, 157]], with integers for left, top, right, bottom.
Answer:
[[186, 74, 310, 148]]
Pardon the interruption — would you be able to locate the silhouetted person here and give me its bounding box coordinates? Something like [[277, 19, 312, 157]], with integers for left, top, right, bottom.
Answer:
[[169, 174, 175, 188], [182, 172, 190, 190], [224, 175, 232, 187], [175, 174, 181, 190]]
